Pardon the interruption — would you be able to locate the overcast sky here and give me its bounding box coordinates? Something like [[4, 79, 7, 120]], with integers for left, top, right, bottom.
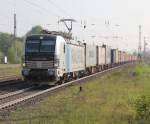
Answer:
[[0, 0, 150, 52]]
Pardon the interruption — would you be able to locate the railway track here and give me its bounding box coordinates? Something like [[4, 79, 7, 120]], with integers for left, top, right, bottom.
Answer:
[[0, 75, 20, 81], [0, 83, 31, 96], [0, 76, 21, 86], [0, 63, 134, 115], [0, 87, 34, 100], [0, 79, 32, 96]]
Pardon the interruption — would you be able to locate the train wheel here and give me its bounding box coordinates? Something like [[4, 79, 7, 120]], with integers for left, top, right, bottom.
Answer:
[[57, 77, 65, 85]]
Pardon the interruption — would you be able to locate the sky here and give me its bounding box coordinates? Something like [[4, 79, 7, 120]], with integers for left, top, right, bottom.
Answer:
[[0, 0, 150, 52]]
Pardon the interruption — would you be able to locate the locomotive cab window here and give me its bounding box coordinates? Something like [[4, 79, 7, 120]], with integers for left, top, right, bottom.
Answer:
[[25, 36, 56, 53], [26, 40, 40, 53], [40, 40, 55, 53]]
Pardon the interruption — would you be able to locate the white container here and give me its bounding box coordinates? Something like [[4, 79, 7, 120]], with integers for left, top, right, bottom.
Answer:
[[97, 46, 106, 65], [103, 45, 111, 64], [85, 43, 97, 67], [69, 43, 85, 72], [111, 49, 119, 64]]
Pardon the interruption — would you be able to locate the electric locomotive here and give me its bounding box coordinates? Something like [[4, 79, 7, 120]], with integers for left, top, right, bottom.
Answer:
[[22, 31, 85, 85], [22, 33, 65, 85]]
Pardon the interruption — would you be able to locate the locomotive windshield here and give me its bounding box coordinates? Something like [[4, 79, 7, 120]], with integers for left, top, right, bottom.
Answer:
[[25, 36, 56, 53], [26, 40, 40, 53], [40, 40, 55, 52], [25, 35, 56, 61]]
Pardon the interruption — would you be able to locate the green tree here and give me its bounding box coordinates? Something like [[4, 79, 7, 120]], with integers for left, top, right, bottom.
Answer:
[[7, 45, 16, 63], [26, 25, 43, 36], [0, 51, 4, 57], [7, 40, 23, 63], [0, 33, 13, 55], [15, 40, 22, 58], [0, 25, 43, 63]]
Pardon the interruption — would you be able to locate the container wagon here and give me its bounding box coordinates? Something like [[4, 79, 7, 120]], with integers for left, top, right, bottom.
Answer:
[[111, 49, 119, 65], [96, 45, 106, 70], [85, 43, 97, 74], [102, 45, 111, 68]]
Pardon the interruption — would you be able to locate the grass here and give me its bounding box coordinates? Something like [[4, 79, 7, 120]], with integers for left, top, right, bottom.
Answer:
[[1, 63, 150, 124], [0, 64, 21, 76]]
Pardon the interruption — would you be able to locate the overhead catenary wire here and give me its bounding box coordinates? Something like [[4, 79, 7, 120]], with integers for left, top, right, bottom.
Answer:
[[23, 0, 62, 18], [0, 11, 12, 20], [18, 0, 64, 30], [46, 0, 72, 19], [3, 0, 77, 33], [0, 0, 42, 27]]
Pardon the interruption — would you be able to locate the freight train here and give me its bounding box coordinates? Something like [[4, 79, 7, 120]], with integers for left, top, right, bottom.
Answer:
[[22, 31, 137, 85]]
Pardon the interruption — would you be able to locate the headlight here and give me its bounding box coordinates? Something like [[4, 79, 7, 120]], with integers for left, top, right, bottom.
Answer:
[[22, 63, 26, 67], [22, 69, 30, 76], [48, 69, 55, 76]]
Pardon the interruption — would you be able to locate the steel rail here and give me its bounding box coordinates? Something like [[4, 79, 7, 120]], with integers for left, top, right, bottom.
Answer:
[[0, 87, 34, 100], [0, 76, 21, 82], [0, 77, 22, 86]]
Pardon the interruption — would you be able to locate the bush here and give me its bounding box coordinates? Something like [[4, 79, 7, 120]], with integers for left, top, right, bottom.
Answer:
[[7, 40, 22, 64], [134, 95, 150, 120], [134, 64, 150, 76]]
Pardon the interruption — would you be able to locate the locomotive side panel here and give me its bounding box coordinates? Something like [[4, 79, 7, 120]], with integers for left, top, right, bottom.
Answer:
[[65, 44, 71, 73], [55, 36, 68, 78]]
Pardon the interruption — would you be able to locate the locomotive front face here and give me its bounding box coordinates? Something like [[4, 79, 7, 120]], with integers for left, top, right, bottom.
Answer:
[[22, 35, 59, 82]]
